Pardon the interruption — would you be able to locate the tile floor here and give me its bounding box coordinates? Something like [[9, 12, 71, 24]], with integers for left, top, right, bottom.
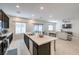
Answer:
[[5, 37, 79, 55], [5, 39, 30, 55]]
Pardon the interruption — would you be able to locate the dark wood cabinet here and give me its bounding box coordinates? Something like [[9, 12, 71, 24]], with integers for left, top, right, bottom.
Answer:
[[33, 41, 50, 55], [0, 11, 2, 20], [33, 41, 38, 55], [0, 10, 9, 28], [7, 33, 13, 44], [24, 34, 29, 49], [3, 14, 9, 28]]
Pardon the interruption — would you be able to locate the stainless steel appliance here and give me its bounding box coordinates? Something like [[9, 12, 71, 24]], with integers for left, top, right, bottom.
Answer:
[[0, 37, 8, 55]]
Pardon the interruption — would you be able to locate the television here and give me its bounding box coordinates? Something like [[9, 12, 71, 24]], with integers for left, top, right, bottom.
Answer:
[[62, 24, 72, 29]]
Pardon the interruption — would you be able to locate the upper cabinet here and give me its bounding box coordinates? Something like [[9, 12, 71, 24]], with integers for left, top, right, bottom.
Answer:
[[0, 10, 9, 28], [0, 10, 2, 20]]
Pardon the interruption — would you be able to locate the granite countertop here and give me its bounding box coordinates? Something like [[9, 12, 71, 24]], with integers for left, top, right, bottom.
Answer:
[[25, 33, 58, 46], [0, 32, 12, 37]]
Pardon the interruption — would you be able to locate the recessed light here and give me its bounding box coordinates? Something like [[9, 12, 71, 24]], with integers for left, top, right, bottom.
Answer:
[[16, 4, 20, 8], [32, 14, 35, 17], [49, 20, 57, 23], [49, 15, 52, 18], [40, 6, 44, 10]]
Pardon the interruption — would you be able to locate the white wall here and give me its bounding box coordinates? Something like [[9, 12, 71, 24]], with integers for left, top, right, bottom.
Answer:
[[72, 19, 79, 34], [9, 16, 60, 40], [71, 19, 79, 38], [56, 20, 62, 31], [10, 16, 78, 41], [60, 18, 79, 39], [10, 15, 79, 41]]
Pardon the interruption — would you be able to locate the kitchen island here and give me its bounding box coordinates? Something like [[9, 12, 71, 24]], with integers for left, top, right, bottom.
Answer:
[[24, 33, 58, 55]]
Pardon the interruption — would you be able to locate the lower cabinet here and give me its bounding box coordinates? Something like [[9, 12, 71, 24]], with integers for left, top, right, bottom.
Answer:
[[33, 41, 50, 55], [33, 41, 38, 55], [0, 33, 13, 55], [29, 40, 33, 54], [7, 33, 13, 44], [24, 34, 29, 49]]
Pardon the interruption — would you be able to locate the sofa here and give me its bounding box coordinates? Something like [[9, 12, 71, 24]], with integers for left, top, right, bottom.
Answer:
[[56, 31, 68, 40]]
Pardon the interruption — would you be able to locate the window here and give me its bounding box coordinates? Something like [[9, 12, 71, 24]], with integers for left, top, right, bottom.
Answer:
[[33, 24, 43, 33], [15, 22, 26, 34], [48, 24, 53, 31]]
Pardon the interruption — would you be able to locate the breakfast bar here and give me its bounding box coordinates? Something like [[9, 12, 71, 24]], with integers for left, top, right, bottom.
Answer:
[[24, 33, 58, 55]]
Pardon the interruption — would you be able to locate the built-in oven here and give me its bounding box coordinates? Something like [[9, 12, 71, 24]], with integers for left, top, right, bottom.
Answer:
[[0, 38, 8, 55], [0, 41, 3, 55]]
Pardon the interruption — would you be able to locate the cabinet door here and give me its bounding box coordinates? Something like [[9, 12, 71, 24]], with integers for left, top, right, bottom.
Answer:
[[0, 11, 2, 20], [10, 33, 13, 44], [29, 40, 33, 54], [7, 33, 13, 44], [33, 42, 38, 55], [33, 42, 50, 55], [3, 14, 9, 28], [0, 10, 9, 28], [24, 34, 29, 49]]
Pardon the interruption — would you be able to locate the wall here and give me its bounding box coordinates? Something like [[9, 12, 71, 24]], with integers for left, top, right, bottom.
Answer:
[[8, 16, 28, 40], [71, 19, 79, 39], [9, 16, 60, 40], [5, 14, 79, 41], [56, 20, 62, 31], [61, 18, 79, 39]]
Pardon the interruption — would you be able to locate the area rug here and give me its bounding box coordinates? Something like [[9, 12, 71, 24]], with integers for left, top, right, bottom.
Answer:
[[6, 48, 17, 55]]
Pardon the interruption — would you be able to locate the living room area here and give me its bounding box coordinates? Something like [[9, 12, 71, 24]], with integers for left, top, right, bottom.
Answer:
[[0, 3, 79, 55]]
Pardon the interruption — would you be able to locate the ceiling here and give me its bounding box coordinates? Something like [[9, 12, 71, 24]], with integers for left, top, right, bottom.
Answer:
[[0, 3, 79, 21]]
